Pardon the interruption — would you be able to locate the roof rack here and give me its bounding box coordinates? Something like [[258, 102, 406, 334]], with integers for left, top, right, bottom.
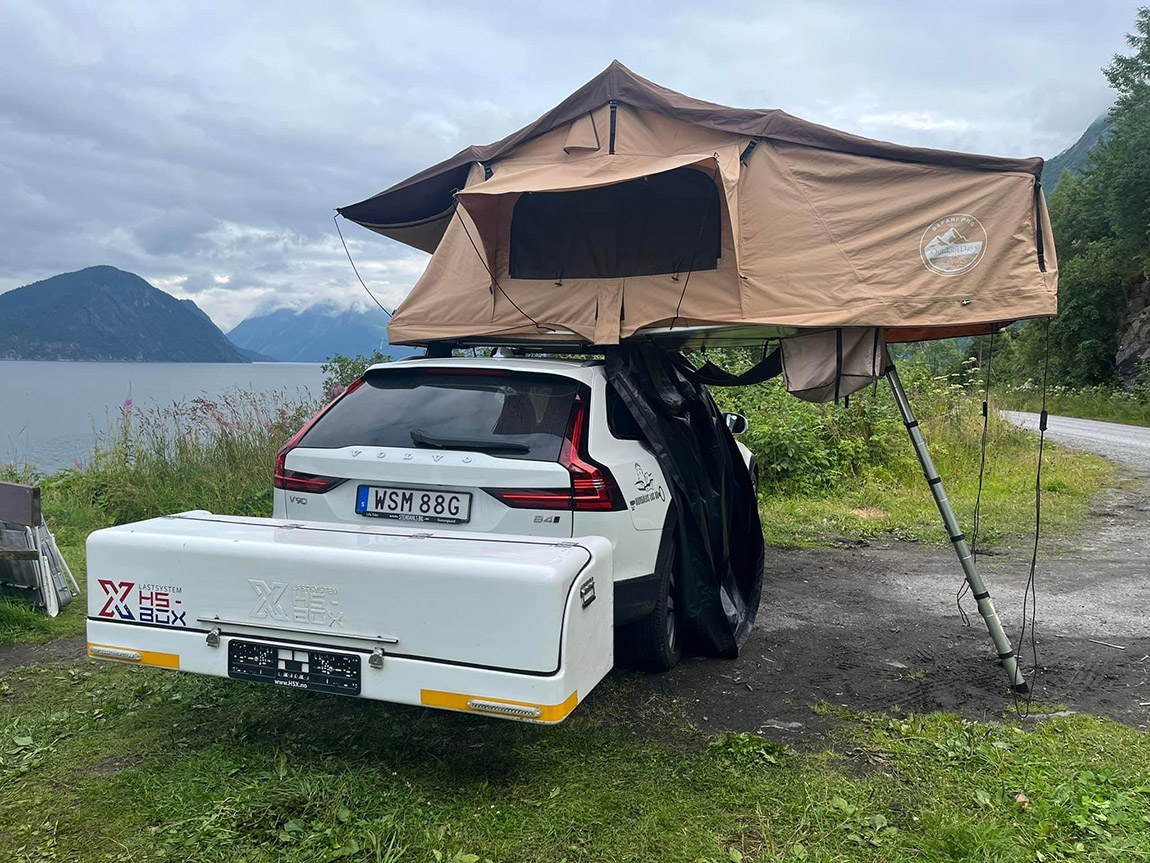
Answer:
[[413, 324, 801, 358]]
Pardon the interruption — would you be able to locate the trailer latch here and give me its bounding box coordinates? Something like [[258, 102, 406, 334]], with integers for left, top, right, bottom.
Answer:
[[205, 627, 221, 648], [580, 578, 596, 608], [369, 646, 386, 669]]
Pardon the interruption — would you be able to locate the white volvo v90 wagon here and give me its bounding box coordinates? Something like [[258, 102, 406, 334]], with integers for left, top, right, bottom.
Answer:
[[273, 355, 756, 671]]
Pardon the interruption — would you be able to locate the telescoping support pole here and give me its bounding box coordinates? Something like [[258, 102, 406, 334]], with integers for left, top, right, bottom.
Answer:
[[886, 363, 1028, 693]]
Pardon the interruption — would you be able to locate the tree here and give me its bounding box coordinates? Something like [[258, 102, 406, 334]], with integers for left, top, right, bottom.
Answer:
[[1046, 172, 1107, 260], [1095, 7, 1150, 261]]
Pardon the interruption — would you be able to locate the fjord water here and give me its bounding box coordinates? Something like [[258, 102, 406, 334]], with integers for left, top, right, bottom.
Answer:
[[0, 361, 324, 474]]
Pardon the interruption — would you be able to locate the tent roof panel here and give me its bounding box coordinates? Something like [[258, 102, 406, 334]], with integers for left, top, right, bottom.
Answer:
[[338, 61, 1044, 251]]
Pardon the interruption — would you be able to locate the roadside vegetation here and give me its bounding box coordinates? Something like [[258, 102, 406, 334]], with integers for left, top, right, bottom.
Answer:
[[997, 382, 1150, 428], [896, 334, 1150, 428], [1, 346, 1111, 643], [710, 354, 1110, 546], [0, 390, 314, 645]]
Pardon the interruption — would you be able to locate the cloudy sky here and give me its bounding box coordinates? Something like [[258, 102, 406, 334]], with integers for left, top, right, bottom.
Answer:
[[0, 1, 1138, 329]]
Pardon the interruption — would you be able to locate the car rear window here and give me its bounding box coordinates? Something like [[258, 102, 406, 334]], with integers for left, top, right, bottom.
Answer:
[[297, 369, 580, 462]]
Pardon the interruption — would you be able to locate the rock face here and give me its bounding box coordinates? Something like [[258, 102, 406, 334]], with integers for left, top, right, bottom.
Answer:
[[227, 304, 418, 363], [0, 265, 249, 362], [1117, 270, 1150, 387]]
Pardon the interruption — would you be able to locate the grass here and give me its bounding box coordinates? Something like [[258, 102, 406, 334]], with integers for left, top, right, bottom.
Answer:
[[756, 435, 1110, 547], [0, 598, 84, 645], [710, 368, 1113, 546], [2, 661, 1149, 862]]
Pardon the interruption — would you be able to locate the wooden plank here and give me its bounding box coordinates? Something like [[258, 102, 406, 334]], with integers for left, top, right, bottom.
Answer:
[[0, 482, 41, 527], [0, 547, 40, 561]]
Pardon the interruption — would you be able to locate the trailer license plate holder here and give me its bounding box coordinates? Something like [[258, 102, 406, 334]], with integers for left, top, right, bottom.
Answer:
[[227, 640, 361, 696]]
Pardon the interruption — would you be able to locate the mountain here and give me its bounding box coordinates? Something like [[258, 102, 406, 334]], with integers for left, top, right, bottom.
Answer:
[[235, 346, 280, 362], [177, 298, 276, 361], [1043, 114, 1111, 193], [227, 304, 419, 363], [0, 266, 250, 362]]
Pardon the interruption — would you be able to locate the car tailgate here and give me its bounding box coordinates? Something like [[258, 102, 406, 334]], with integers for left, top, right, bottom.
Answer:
[[87, 511, 605, 674]]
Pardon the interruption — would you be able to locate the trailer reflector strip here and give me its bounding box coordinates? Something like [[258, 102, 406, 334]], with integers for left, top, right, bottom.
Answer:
[[88, 643, 180, 669], [421, 689, 578, 722], [467, 700, 542, 718]]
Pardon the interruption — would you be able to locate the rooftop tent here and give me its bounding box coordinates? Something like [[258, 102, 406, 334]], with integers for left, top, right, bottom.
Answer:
[[339, 61, 1057, 347], [338, 65, 1057, 683]]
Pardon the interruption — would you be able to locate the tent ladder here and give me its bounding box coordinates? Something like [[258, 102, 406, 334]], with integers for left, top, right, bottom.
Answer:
[[885, 363, 1028, 693]]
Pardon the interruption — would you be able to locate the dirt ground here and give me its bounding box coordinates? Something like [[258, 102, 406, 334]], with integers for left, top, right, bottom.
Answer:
[[629, 462, 1150, 741], [0, 634, 85, 676]]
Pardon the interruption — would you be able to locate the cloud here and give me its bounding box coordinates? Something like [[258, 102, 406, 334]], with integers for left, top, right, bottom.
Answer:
[[0, 0, 1136, 328], [856, 112, 972, 134]]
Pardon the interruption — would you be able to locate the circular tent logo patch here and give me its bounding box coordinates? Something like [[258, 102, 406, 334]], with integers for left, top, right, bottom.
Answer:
[[920, 213, 987, 277]]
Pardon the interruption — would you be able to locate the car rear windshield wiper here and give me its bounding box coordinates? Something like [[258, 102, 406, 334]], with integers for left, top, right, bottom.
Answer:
[[409, 428, 530, 454]]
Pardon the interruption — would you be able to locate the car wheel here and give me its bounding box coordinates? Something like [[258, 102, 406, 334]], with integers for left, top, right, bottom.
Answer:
[[618, 540, 683, 673]]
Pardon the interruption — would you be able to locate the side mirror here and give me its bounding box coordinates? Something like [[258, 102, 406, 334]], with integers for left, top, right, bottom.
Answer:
[[723, 412, 748, 435]]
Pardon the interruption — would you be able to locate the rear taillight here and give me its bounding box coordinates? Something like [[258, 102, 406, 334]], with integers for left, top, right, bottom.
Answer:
[[487, 488, 573, 510], [273, 378, 365, 494], [562, 391, 626, 511], [486, 391, 626, 512], [273, 466, 346, 494]]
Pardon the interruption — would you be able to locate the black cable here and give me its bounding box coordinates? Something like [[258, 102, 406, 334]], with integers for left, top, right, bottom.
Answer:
[[958, 333, 995, 627], [333, 214, 392, 318], [670, 156, 721, 330], [1012, 318, 1050, 718], [452, 206, 546, 331]]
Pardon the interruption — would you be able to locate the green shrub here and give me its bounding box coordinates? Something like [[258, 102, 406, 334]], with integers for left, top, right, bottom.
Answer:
[[708, 352, 1028, 497], [320, 350, 392, 398]]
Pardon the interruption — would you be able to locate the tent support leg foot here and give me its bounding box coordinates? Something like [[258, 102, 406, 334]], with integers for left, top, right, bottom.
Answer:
[[885, 364, 1028, 693]]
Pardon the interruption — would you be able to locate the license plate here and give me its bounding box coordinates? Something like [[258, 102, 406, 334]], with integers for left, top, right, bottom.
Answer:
[[355, 485, 472, 524], [227, 640, 360, 695]]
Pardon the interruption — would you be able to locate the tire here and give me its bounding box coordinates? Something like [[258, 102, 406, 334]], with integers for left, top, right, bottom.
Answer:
[[617, 540, 683, 672]]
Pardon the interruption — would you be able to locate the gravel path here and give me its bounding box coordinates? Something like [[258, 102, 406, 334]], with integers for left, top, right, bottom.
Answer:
[[626, 412, 1150, 741], [1002, 410, 1150, 472]]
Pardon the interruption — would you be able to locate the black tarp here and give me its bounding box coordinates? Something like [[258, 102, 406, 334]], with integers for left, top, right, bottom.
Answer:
[[606, 344, 763, 656]]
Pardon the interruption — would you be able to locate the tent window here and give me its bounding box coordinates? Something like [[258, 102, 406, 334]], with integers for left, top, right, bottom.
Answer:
[[508, 166, 721, 280]]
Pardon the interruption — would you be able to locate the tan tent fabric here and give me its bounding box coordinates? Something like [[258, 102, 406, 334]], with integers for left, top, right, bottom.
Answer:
[[562, 112, 601, 154], [339, 62, 1057, 346]]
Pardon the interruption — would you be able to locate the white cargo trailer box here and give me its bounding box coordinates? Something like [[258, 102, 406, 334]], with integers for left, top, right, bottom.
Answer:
[[86, 512, 613, 722]]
